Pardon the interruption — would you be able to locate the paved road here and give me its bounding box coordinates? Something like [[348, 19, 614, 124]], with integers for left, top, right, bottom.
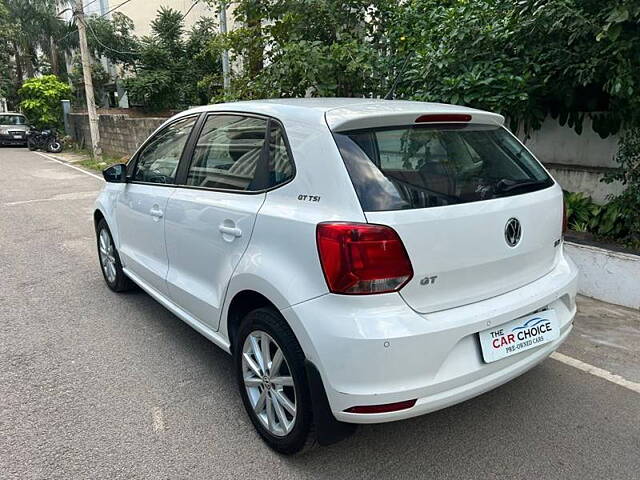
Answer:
[[1, 147, 639, 479]]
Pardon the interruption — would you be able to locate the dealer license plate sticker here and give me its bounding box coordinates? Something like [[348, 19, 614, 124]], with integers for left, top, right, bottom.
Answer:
[[479, 310, 559, 363]]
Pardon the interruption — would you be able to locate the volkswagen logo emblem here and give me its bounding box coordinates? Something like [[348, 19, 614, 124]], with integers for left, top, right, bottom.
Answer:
[[504, 218, 522, 247]]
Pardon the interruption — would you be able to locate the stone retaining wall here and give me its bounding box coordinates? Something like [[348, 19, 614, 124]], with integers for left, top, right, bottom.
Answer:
[[565, 242, 640, 309], [68, 113, 167, 158]]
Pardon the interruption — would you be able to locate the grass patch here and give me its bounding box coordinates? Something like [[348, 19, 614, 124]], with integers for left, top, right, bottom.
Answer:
[[77, 154, 127, 172]]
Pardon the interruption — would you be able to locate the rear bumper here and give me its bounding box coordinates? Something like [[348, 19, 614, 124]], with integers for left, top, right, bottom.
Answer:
[[282, 249, 578, 424]]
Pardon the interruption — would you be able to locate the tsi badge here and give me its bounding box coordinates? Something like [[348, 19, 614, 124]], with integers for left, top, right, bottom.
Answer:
[[420, 275, 438, 286]]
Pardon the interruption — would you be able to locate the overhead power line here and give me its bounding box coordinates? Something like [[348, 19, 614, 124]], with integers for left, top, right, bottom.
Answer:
[[56, 0, 132, 43], [58, 0, 200, 50], [182, 0, 201, 19], [85, 18, 139, 55], [100, 0, 133, 18]]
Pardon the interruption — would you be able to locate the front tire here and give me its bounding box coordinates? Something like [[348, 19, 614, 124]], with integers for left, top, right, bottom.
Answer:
[[234, 307, 315, 454], [27, 139, 36, 151], [47, 138, 63, 153], [96, 218, 133, 292]]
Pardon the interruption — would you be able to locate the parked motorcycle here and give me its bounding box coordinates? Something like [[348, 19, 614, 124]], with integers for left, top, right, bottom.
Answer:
[[26, 128, 63, 153]]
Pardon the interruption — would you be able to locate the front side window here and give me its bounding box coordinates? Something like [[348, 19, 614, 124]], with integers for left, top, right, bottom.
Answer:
[[334, 124, 553, 212], [186, 115, 268, 191], [133, 116, 197, 184]]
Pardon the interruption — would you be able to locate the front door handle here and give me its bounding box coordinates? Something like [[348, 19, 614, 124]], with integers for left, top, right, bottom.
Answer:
[[219, 225, 242, 238], [149, 206, 164, 219]]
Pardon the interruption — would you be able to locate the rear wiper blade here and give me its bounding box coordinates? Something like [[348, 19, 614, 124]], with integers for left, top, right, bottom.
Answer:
[[495, 178, 548, 193]]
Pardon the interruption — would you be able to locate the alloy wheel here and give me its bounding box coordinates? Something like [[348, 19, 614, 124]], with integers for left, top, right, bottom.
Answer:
[[98, 228, 117, 284], [242, 330, 297, 436]]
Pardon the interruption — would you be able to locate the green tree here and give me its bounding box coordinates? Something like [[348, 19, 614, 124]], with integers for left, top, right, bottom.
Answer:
[[0, 0, 70, 108], [184, 17, 222, 105], [86, 12, 139, 69], [206, 0, 390, 101], [18, 74, 72, 129], [387, 0, 640, 136], [124, 7, 186, 111], [125, 7, 222, 111], [0, 0, 16, 102], [68, 57, 110, 107]]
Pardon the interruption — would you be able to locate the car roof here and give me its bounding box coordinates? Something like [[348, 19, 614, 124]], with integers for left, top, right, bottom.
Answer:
[[180, 98, 505, 132]]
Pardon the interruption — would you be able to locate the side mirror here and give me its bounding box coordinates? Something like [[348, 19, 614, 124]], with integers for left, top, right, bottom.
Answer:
[[103, 163, 127, 183]]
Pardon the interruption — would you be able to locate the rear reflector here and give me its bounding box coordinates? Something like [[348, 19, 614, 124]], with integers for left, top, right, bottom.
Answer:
[[345, 399, 417, 414], [415, 113, 472, 123], [316, 222, 413, 294]]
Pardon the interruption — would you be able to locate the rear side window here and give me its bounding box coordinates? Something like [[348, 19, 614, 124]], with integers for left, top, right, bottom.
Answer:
[[185, 114, 294, 192], [266, 122, 294, 186], [333, 124, 553, 212]]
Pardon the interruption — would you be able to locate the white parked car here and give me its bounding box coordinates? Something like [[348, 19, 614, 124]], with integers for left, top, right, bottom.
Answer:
[[94, 98, 578, 453]]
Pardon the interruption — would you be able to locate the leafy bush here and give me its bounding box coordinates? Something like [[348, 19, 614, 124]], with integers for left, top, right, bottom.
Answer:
[[563, 188, 638, 249], [602, 129, 640, 246], [18, 75, 71, 130], [564, 192, 600, 231]]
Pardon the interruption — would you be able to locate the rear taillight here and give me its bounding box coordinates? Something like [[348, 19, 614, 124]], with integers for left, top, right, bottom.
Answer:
[[562, 200, 568, 234], [316, 222, 413, 295]]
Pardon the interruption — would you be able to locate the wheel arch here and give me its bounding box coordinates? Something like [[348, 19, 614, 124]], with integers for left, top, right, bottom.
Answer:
[[93, 208, 106, 231], [225, 286, 354, 447], [93, 189, 121, 249], [226, 289, 279, 352], [221, 272, 322, 362]]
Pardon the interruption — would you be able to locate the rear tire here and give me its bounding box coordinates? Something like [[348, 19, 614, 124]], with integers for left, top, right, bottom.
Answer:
[[234, 307, 316, 454], [96, 218, 134, 292]]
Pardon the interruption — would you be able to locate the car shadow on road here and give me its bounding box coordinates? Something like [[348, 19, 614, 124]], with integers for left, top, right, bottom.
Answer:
[[119, 287, 635, 479]]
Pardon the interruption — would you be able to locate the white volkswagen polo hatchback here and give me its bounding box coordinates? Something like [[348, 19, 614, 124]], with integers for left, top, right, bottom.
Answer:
[[94, 98, 578, 453]]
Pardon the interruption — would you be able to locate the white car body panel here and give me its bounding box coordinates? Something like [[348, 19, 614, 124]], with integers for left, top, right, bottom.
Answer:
[[164, 189, 266, 330], [94, 98, 578, 425], [284, 252, 577, 423], [325, 100, 504, 131], [116, 183, 176, 294], [368, 185, 564, 313]]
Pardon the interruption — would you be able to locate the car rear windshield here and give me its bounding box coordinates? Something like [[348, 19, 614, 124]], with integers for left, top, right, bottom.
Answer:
[[333, 124, 553, 212], [0, 115, 27, 125]]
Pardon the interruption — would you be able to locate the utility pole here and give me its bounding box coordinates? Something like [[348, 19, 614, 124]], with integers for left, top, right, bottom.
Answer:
[[219, 1, 230, 91], [74, 0, 102, 159]]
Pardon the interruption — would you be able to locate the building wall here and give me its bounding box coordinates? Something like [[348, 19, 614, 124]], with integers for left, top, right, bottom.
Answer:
[[69, 113, 166, 158], [113, 0, 217, 37], [521, 116, 623, 204]]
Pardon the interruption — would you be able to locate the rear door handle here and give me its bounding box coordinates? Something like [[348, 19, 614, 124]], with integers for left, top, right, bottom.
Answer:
[[219, 225, 242, 238]]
